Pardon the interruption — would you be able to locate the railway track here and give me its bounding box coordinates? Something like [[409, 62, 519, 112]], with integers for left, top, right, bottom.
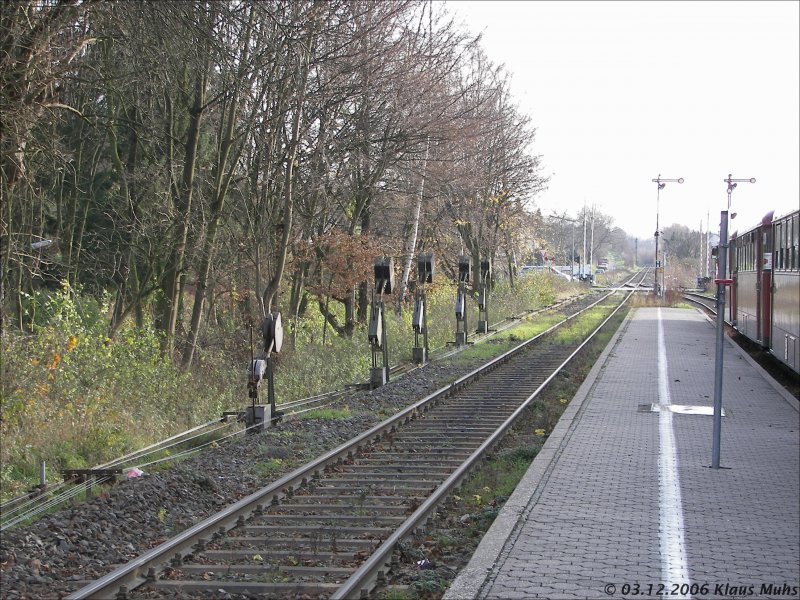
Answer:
[[682, 290, 719, 315], [234, 291, 603, 416], [1, 290, 595, 533], [65, 270, 646, 600], [683, 289, 800, 399], [2, 271, 649, 536]]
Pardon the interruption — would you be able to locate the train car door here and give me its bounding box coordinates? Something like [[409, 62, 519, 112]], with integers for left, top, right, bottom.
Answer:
[[755, 224, 763, 341], [729, 231, 738, 324], [760, 213, 774, 346], [759, 224, 774, 348]]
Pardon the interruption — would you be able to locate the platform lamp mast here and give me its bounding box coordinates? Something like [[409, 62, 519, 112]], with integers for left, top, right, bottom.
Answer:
[[652, 175, 684, 300], [711, 174, 755, 469]]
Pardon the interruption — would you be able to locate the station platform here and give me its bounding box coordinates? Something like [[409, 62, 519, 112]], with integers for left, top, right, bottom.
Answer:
[[444, 307, 799, 600]]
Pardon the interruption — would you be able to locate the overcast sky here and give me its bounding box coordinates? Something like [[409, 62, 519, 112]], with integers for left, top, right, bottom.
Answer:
[[447, 0, 799, 240]]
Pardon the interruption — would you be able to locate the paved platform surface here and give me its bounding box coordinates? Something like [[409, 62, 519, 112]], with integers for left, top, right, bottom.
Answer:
[[444, 307, 799, 600]]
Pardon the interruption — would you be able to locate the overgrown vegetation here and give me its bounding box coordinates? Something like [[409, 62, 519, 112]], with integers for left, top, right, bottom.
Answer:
[[0, 283, 232, 497], [0, 272, 578, 501]]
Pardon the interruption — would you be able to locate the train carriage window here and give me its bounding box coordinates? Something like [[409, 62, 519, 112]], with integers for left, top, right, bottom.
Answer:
[[793, 213, 799, 270], [742, 238, 746, 271], [741, 237, 747, 271], [744, 235, 749, 270], [782, 218, 788, 271], [742, 236, 747, 271], [765, 226, 774, 270], [784, 219, 789, 270], [739, 238, 743, 271], [740, 237, 745, 271], [781, 220, 787, 270], [776, 221, 783, 270], [736, 237, 741, 271]]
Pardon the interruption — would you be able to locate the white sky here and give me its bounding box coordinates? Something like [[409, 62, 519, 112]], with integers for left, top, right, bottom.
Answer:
[[448, 0, 799, 240]]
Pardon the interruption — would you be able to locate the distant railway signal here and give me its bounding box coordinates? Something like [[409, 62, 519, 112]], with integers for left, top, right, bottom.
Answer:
[[651, 175, 684, 300], [245, 311, 284, 433]]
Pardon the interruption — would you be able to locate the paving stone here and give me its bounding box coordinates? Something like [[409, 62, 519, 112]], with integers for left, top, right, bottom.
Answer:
[[444, 308, 799, 600]]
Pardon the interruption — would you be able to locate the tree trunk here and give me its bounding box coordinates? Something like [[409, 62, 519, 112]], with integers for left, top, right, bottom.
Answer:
[[182, 91, 245, 368], [183, 7, 255, 369], [397, 137, 430, 312], [260, 14, 316, 314], [159, 70, 207, 354]]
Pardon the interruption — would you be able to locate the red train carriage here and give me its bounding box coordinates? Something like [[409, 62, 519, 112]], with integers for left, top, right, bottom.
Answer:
[[729, 209, 800, 374], [730, 211, 773, 345]]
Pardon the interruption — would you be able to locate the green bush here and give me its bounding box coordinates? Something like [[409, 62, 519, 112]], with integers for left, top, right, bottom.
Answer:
[[0, 273, 580, 501], [0, 283, 210, 498]]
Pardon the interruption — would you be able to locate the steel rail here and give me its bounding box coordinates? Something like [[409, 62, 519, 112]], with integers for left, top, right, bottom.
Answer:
[[332, 286, 638, 599], [683, 291, 718, 316], [67, 272, 645, 600], [387, 294, 586, 378], [9, 285, 574, 530]]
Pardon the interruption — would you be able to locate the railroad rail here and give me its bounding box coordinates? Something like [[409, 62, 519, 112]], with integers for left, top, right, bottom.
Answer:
[[2, 270, 649, 533], [683, 291, 719, 316], [66, 270, 647, 600], [1, 291, 589, 531]]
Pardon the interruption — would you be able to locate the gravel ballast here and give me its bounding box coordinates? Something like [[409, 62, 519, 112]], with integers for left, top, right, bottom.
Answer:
[[0, 359, 486, 600]]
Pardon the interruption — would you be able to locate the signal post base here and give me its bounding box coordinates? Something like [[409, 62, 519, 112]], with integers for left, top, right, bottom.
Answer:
[[412, 347, 427, 364], [370, 366, 388, 389]]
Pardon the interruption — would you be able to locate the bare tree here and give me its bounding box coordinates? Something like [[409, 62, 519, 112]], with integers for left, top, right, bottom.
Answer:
[[1, 0, 97, 332]]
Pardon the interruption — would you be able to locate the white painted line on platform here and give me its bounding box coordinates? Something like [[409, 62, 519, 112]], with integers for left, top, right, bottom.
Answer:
[[657, 308, 691, 597], [649, 404, 725, 416]]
